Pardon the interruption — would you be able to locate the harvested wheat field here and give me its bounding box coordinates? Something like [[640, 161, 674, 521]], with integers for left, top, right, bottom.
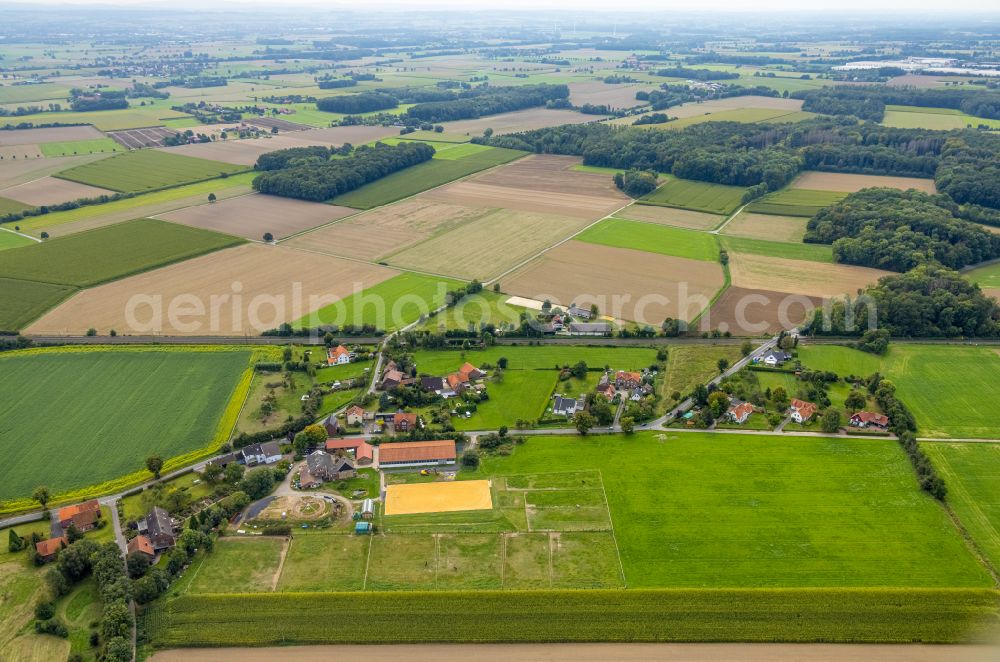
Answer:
[[728, 252, 890, 298], [157, 135, 327, 166], [791, 171, 937, 193], [286, 199, 494, 261], [472, 155, 626, 199], [384, 480, 493, 516], [442, 109, 606, 136], [613, 96, 804, 123], [704, 286, 822, 335], [0, 125, 105, 146], [0, 152, 110, 189], [26, 244, 397, 336], [159, 194, 356, 240], [615, 204, 724, 230], [427, 182, 623, 220], [721, 212, 809, 243], [0, 176, 114, 206], [290, 125, 399, 144], [0, 144, 43, 160], [568, 82, 657, 109], [387, 210, 593, 281], [503, 241, 725, 323]]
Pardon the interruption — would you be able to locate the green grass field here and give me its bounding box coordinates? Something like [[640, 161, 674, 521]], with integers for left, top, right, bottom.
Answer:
[[964, 260, 1000, 291], [331, 147, 525, 209], [720, 235, 834, 263], [0, 347, 252, 502], [642, 107, 817, 130], [39, 138, 123, 157], [454, 368, 559, 430], [54, 150, 246, 193], [576, 219, 720, 261], [0, 196, 32, 216], [409, 346, 658, 376], [0, 82, 71, 104], [186, 537, 285, 594], [882, 105, 1000, 131], [297, 272, 464, 331], [746, 188, 847, 217], [798, 344, 1000, 438], [0, 218, 242, 287], [0, 230, 34, 252], [418, 290, 526, 332], [0, 277, 77, 332], [924, 443, 1000, 573], [147, 588, 1000, 646], [639, 177, 748, 215], [13, 172, 257, 237]]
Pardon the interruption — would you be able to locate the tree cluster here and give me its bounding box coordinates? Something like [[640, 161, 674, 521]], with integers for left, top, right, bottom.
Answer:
[[316, 91, 398, 114], [252, 142, 434, 201]]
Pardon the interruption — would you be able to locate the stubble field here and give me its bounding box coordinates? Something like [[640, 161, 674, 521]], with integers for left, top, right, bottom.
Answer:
[[790, 171, 937, 193], [728, 252, 890, 297]]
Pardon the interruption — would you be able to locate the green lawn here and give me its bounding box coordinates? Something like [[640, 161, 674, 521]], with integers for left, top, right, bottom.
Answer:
[[186, 537, 284, 594], [410, 346, 658, 376], [964, 260, 1000, 291], [331, 147, 525, 209], [418, 290, 526, 332], [297, 272, 465, 332], [720, 235, 834, 263], [0, 196, 32, 216], [576, 219, 720, 262], [660, 344, 745, 409], [55, 150, 246, 193], [924, 443, 1000, 571], [0, 347, 252, 503], [746, 188, 847, 217], [0, 277, 77, 332], [39, 138, 123, 157], [882, 105, 1000, 131], [0, 230, 34, 252], [798, 344, 1000, 438], [454, 368, 559, 430], [471, 433, 991, 588], [639, 177, 748, 215], [0, 217, 242, 287]]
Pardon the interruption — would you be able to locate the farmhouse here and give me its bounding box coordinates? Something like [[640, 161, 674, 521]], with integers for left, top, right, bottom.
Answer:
[[615, 370, 642, 390], [378, 439, 457, 468], [394, 411, 419, 433], [596, 374, 617, 400], [35, 536, 67, 561], [728, 401, 754, 424], [568, 322, 611, 336], [381, 368, 405, 390], [57, 499, 101, 532], [553, 395, 586, 417], [323, 412, 341, 436], [305, 449, 357, 484], [137, 506, 176, 552], [850, 411, 890, 430], [568, 306, 592, 320], [327, 345, 351, 366], [127, 534, 155, 559], [325, 437, 374, 465], [241, 441, 283, 466], [790, 399, 818, 423], [345, 405, 366, 426]]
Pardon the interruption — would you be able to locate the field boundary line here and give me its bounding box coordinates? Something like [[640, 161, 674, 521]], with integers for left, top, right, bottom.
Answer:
[[271, 537, 291, 591], [0, 227, 42, 243], [711, 202, 750, 235], [362, 532, 374, 590], [500, 532, 507, 588], [599, 469, 628, 589]]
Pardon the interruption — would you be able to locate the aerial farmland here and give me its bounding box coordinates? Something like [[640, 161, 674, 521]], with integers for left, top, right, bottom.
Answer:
[[2, 6, 1000, 662]]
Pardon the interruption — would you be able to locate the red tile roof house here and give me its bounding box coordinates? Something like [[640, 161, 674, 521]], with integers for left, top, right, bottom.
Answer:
[[377, 440, 457, 468], [35, 536, 67, 561], [850, 411, 890, 429], [327, 345, 352, 365], [393, 412, 419, 433], [614, 371, 642, 390], [58, 500, 101, 532], [727, 401, 754, 425], [345, 405, 366, 427], [790, 399, 818, 423], [127, 534, 155, 559], [326, 437, 375, 465]]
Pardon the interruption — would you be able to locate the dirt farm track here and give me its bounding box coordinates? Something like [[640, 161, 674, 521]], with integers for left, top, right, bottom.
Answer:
[[149, 643, 1000, 662]]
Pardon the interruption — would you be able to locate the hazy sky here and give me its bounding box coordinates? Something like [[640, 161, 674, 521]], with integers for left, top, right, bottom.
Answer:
[[10, 0, 1000, 12]]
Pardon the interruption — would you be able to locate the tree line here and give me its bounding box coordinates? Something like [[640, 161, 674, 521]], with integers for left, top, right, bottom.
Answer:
[[252, 142, 434, 202], [794, 85, 1000, 122]]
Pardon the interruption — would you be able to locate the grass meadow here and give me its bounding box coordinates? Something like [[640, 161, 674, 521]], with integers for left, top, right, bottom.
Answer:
[[964, 260, 1000, 291], [639, 177, 747, 215], [418, 290, 527, 332], [297, 272, 464, 331], [0, 230, 34, 251], [409, 345, 659, 376], [0, 277, 76, 332], [0, 217, 242, 287], [881, 105, 1000, 131], [797, 344, 1000, 438], [39, 138, 123, 157], [576, 218, 720, 261], [332, 147, 525, 209], [0, 347, 252, 503], [924, 442, 1000, 572], [55, 149, 246, 193], [746, 188, 847, 217]]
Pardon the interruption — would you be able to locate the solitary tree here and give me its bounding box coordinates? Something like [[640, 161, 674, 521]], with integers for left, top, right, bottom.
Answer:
[[145, 454, 164, 479], [32, 486, 50, 511], [771, 386, 790, 411], [821, 409, 842, 433], [717, 358, 730, 373], [263, 232, 274, 242], [8, 529, 24, 553], [575, 411, 596, 435], [207, 192, 217, 203], [621, 416, 635, 434], [740, 340, 753, 357], [845, 390, 867, 411]]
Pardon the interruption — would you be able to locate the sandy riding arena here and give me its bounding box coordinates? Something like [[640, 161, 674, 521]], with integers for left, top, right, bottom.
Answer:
[[384, 480, 493, 516]]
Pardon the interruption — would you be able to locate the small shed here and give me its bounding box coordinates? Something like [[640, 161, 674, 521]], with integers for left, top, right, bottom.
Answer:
[[355, 521, 372, 535], [361, 498, 375, 520]]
